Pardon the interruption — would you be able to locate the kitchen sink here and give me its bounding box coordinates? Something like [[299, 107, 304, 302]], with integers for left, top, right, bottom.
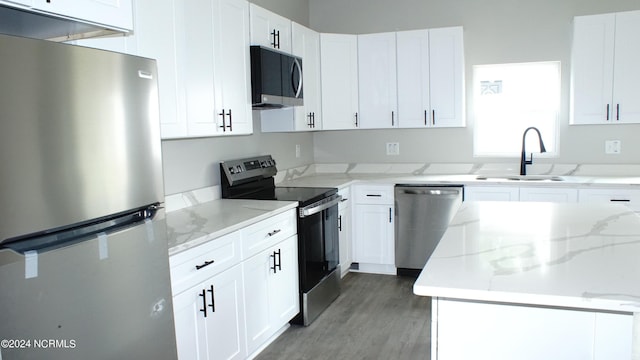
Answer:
[[475, 175, 564, 182]]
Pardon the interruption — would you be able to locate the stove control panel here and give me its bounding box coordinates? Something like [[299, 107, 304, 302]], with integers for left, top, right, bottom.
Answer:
[[221, 155, 277, 186]]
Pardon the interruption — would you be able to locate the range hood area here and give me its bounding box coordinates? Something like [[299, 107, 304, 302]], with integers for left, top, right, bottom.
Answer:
[[0, 4, 127, 41]]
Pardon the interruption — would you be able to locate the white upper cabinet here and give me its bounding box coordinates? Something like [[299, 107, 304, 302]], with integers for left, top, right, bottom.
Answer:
[[396, 29, 431, 128], [321, 33, 360, 130], [2, 0, 133, 31], [262, 22, 322, 133], [249, 3, 292, 53], [292, 22, 322, 131], [427, 26, 465, 127], [571, 10, 640, 124], [357, 32, 398, 129], [135, 0, 251, 139], [212, 0, 252, 135], [397, 27, 465, 128]]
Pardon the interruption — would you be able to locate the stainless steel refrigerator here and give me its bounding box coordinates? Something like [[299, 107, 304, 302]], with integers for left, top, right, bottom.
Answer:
[[0, 34, 177, 359]]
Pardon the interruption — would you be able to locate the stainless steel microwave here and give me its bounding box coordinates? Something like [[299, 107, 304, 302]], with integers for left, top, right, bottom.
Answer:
[[250, 46, 303, 108]]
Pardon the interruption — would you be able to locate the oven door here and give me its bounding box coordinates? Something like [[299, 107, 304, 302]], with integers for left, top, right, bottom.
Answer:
[[298, 194, 341, 293]]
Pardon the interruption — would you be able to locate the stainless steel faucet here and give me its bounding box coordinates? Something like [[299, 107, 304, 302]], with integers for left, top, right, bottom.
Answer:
[[520, 127, 546, 176]]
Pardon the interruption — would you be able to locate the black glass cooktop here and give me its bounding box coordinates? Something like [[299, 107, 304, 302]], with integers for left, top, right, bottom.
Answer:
[[232, 186, 337, 207]]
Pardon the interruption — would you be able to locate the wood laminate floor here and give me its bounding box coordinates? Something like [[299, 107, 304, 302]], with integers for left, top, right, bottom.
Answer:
[[256, 272, 431, 360]]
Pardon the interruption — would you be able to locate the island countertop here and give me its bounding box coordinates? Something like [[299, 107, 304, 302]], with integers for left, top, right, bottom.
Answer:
[[414, 201, 640, 313]]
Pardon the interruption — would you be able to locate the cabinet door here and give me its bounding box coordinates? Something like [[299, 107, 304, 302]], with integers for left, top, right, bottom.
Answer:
[[353, 204, 394, 265], [178, 0, 219, 137], [519, 187, 578, 203], [30, 0, 133, 30], [357, 32, 398, 129], [213, 0, 252, 135], [320, 33, 359, 130], [464, 186, 519, 201], [249, 3, 291, 53], [338, 201, 352, 277], [611, 10, 640, 124], [292, 22, 322, 131], [242, 247, 275, 354], [173, 265, 246, 360], [428, 27, 465, 127], [268, 236, 300, 326], [570, 14, 615, 124], [397, 29, 431, 128], [135, 0, 187, 139]]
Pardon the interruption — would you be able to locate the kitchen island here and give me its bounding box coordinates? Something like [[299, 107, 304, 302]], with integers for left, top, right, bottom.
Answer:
[[414, 201, 640, 360]]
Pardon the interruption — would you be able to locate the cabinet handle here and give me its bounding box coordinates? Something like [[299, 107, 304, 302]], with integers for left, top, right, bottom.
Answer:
[[195, 260, 215, 270], [391, 111, 395, 126], [199, 289, 208, 317], [271, 29, 277, 48], [366, 194, 382, 197], [424, 110, 427, 126], [219, 109, 226, 131], [270, 249, 282, 273], [227, 109, 233, 131], [610, 199, 630, 202], [268, 229, 281, 237], [338, 215, 342, 231], [432, 110, 436, 126], [277, 30, 281, 49], [606, 104, 610, 121], [207, 285, 215, 313], [616, 104, 620, 121], [340, 198, 348, 202], [312, 112, 316, 128], [389, 207, 392, 223], [307, 113, 313, 127], [355, 112, 358, 127]]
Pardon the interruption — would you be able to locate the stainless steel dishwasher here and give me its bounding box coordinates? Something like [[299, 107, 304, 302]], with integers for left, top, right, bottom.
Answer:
[[394, 184, 463, 274]]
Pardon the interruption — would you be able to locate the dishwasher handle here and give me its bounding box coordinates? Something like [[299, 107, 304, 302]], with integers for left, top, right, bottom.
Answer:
[[400, 188, 461, 196]]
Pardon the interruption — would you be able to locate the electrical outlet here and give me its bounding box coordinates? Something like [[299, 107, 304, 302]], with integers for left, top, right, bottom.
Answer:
[[605, 140, 621, 154], [295, 144, 301, 158], [386, 142, 400, 156]]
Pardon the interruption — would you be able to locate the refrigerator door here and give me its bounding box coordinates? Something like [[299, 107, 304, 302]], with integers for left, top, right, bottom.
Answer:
[[0, 209, 177, 360], [0, 34, 163, 244]]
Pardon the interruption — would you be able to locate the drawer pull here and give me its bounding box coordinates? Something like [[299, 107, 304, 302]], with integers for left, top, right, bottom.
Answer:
[[366, 194, 382, 197], [340, 198, 349, 202], [195, 260, 215, 270], [610, 199, 630, 202], [268, 229, 282, 237]]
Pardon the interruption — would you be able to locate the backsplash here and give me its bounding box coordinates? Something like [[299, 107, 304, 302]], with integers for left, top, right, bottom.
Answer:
[[165, 162, 640, 212]]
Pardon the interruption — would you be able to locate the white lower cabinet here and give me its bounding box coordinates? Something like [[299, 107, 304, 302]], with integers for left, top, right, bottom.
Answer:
[[578, 187, 640, 211], [171, 208, 299, 359], [519, 187, 578, 203], [338, 187, 352, 278], [352, 184, 395, 274], [243, 235, 299, 355], [464, 186, 520, 201], [173, 264, 246, 360]]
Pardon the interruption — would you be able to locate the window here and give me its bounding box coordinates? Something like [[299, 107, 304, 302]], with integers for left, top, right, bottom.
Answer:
[[473, 61, 560, 157]]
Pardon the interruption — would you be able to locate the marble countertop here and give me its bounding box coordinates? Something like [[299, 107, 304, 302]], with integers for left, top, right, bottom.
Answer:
[[277, 172, 640, 190], [413, 201, 640, 313], [166, 199, 298, 256]]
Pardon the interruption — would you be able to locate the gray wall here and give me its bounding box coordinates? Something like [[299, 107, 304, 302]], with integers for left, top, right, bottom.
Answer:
[[162, 0, 312, 195], [309, 0, 640, 165]]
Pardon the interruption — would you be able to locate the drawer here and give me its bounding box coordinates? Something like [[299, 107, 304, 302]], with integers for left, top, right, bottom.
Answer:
[[578, 188, 640, 212], [242, 209, 297, 259], [353, 184, 394, 205], [338, 187, 351, 210], [170, 230, 242, 295]]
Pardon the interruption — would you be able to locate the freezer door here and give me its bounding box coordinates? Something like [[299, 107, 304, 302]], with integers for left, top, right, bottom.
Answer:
[[0, 34, 163, 243], [0, 210, 176, 360]]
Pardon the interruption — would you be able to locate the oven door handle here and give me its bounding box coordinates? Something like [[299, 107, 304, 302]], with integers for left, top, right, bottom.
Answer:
[[299, 194, 342, 218]]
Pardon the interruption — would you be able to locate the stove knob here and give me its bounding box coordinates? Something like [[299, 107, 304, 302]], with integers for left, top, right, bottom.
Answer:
[[236, 165, 242, 173], [260, 161, 266, 168], [228, 166, 235, 174]]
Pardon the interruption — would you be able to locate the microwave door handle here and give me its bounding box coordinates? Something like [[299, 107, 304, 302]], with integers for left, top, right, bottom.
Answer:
[[292, 58, 303, 98]]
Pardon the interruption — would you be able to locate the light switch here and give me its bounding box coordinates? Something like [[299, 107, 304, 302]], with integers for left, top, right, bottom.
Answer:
[[386, 142, 400, 156]]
